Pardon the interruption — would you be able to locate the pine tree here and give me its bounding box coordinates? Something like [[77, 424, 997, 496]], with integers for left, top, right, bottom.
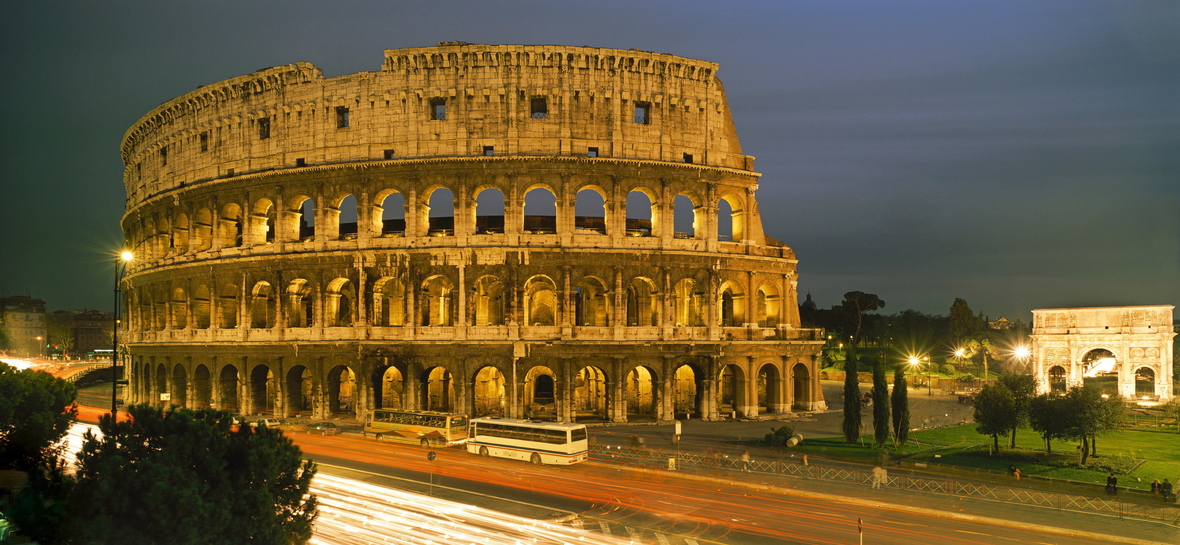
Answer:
[[891, 367, 910, 446], [842, 347, 861, 443], [871, 356, 891, 448]]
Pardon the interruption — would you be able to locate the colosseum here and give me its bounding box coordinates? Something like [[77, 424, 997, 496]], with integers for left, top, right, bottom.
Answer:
[[118, 43, 826, 424]]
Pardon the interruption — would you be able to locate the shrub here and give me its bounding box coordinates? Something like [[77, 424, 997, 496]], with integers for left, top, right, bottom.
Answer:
[[942, 364, 956, 375], [959, 374, 976, 383], [764, 425, 795, 447]]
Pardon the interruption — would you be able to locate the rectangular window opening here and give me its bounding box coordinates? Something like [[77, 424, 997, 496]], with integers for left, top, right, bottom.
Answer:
[[258, 117, 271, 140], [634, 102, 651, 125], [530, 97, 548, 119], [383, 149, 396, 160], [587, 147, 599, 158], [429, 98, 447, 121], [336, 106, 350, 128], [226, 168, 234, 177], [200, 132, 209, 152], [295, 158, 306, 167], [483, 146, 495, 156], [160, 147, 168, 166], [683, 153, 693, 164]]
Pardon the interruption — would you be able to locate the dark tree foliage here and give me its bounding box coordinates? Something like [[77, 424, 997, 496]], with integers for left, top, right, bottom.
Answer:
[[1028, 394, 1068, 454], [973, 382, 1017, 454], [842, 348, 861, 443], [997, 373, 1036, 448], [891, 367, 910, 446], [1027, 387, 1125, 462], [870, 357, 891, 448], [65, 405, 318, 545], [948, 298, 978, 341], [763, 425, 796, 447], [0, 366, 77, 472]]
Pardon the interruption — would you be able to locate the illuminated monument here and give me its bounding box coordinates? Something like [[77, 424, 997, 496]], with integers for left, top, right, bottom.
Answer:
[[118, 44, 825, 422]]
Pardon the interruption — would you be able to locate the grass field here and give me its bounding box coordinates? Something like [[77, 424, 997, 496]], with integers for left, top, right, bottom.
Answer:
[[780, 425, 1180, 490]]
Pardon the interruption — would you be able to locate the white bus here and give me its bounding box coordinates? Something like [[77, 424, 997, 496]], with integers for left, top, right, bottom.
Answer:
[[363, 409, 469, 447], [466, 418, 588, 465]]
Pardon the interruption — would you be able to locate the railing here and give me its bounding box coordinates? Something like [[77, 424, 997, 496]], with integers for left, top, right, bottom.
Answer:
[[590, 444, 1180, 527]]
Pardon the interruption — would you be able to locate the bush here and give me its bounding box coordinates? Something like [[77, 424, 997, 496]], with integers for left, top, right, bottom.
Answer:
[[959, 374, 976, 383], [942, 364, 956, 375], [764, 425, 795, 447]]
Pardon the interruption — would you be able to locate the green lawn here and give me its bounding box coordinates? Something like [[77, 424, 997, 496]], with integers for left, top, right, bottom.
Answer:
[[779, 425, 1180, 490]]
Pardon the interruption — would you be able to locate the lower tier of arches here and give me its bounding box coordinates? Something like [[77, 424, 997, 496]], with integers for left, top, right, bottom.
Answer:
[[123, 341, 826, 422]]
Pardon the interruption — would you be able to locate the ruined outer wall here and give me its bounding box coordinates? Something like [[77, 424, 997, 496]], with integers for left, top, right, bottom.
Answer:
[[122, 45, 749, 208]]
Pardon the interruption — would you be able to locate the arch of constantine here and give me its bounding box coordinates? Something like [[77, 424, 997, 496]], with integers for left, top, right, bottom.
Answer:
[[1031, 305, 1175, 401], [117, 44, 826, 423]]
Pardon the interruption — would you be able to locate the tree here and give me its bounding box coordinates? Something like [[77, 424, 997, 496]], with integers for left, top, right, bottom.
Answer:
[[948, 298, 977, 341], [63, 405, 318, 544], [973, 382, 1017, 454], [870, 357, 890, 448], [0, 366, 77, 472], [891, 367, 910, 446], [961, 333, 1000, 380], [1028, 394, 1067, 454], [1057, 386, 1124, 464], [1088, 392, 1126, 457], [46, 312, 75, 358], [839, 291, 884, 444], [997, 373, 1036, 448]]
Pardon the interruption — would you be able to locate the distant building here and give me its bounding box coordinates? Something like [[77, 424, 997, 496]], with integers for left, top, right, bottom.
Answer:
[[73, 310, 115, 357], [1, 296, 48, 357], [988, 316, 1016, 330]]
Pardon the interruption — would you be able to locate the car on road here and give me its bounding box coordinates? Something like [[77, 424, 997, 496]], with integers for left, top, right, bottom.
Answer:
[[305, 421, 341, 435], [250, 418, 283, 429]]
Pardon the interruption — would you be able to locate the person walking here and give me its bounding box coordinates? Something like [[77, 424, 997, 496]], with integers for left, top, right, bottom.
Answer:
[[740, 451, 751, 472], [1151, 479, 1160, 499], [871, 466, 887, 489]]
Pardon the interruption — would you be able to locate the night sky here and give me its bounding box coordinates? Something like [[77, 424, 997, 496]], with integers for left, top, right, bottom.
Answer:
[[2, 1, 1177, 321]]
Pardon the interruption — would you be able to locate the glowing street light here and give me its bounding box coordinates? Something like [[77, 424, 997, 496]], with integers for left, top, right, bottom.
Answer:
[[909, 355, 931, 396], [1013, 346, 1031, 372], [111, 250, 134, 415]]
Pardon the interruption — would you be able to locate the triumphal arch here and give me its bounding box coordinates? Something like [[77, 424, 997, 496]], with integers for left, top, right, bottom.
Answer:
[[1031, 306, 1175, 401], [117, 44, 826, 424]]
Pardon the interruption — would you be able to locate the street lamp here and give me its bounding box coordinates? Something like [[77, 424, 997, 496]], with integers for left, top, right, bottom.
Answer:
[[909, 355, 932, 396], [111, 250, 133, 416], [1013, 346, 1031, 372], [35, 336, 44, 359]]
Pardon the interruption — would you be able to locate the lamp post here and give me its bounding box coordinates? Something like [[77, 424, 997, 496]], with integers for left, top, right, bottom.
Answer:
[[1013, 346, 1031, 373], [35, 336, 44, 359], [910, 355, 931, 396], [111, 250, 133, 416]]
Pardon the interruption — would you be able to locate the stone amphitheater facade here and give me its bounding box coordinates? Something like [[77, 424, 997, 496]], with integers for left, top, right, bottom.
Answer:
[[119, 43, 825, 423]]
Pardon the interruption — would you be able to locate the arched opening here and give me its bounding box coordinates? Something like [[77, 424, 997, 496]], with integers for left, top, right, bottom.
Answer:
[[420, 275, 455, 326], [673, 194, 697, 239], [574, 277, 610, 327], [427, 188, 455, 236], [218, 365, 239, 412], [525, 366, 556, 419], [172, 364, 188, 407], [249, 365, 276, 415], [474, 188, 506, 234], [193, 364, 212, 408], [718, 194, 743, 241], [171, 288, 188, 329], [286, 279, 313, 328], [1048, 365, 1067, 392], [1082, 348, 1118, 395], [193, 285, 211, 329], [219, 203, 244, 248], [154, 363, 167, 407], [374, 365, 404, 409], [673, 364, 702, 418], [718, 364, 745, 418], [251, 198, 274, 245], [379, 191, 406, 236], [674, 278, 704, 327], [757, 363, 781, 414], [193, 208, 213, 251], [337, 194, 358, 240], [574, 365, 608, 421], [420, 366, 454, 412], [297, 198, 316, 241], [218, 283, 238, 329], [524, 276, 557, 326], [140, 362, 151, 403], [625, 366, 657, 420], [574, 188, 606, 234], [372, 277, 405, 326], [325, 278, 355, 327], [250, 282, 275, 329], [471, 275, 506, 326], [152, 288, 167, 331], [523, 187, 557, 234], [626, 277, 659, 327], [719, 281, 745, 327], [172, 212, 190, 253], [473, 366, 506, 417], [327, 365, 356, 416], [792, 363, 811, 410], [1135, 367, 1156, 396], [625, 190, 654, 237], [756, 283, 780, 327], [285, 366, 313, 416]]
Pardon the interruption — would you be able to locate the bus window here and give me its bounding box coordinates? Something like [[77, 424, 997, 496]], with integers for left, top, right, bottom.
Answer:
[[571, 428, 587, 442]]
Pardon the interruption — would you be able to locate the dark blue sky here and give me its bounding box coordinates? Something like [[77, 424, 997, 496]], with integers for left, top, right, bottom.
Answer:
[[1, 1, 1177, 321]]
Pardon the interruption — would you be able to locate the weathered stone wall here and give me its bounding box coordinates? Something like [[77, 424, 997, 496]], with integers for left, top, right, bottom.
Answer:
[[119, 44, 824, 423]]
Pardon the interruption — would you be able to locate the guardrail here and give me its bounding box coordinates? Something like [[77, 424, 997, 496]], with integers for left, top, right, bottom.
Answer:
[[589, 444, 1180, 527]]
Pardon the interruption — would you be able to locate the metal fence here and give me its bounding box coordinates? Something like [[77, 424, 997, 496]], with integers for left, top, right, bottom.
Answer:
[[590, 445, 1180, 527]]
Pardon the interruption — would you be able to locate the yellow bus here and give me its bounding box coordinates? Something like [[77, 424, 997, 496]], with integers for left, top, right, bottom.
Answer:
[[363, 409, 469, 447], [467, 418, 588, 465]]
